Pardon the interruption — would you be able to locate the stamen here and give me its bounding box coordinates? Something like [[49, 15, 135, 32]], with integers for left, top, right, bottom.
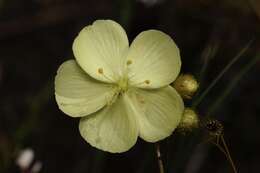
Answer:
[[106, 91, 119, 106], [98, 68, 103, 74], [132, 79, 152, 86], [145, 80, 150, 84], [97, 68, 114, 82], [126, 60, 132, 65]]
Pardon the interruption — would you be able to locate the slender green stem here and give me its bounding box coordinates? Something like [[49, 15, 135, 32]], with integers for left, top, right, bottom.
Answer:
[[207, 54, 260, 115], [155, 143, 165, 173], [221, 136, 238, 173], [196, 39, 219, 94], [192, 39, 219, 102], [192, 39, 253, 108]]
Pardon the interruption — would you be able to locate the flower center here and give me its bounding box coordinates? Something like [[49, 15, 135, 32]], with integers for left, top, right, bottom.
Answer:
[[117, 77, 128, 93]]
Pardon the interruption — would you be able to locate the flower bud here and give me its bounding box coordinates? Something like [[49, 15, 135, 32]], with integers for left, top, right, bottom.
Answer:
[[173, 74, 199, 99], [201, 119, 223, 136], [178, 108, 199, 132]]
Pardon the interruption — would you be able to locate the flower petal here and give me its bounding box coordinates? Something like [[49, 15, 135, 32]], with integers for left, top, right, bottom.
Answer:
[[55, 60, 116, 117], [127, 86, 184, 142], [73, 20, 129, 83], [126, 30, 181, 89], [79, 95, 138, 153]]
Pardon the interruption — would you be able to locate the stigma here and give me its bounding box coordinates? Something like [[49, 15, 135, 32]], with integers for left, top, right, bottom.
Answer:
[[117, 77, 128, 93]]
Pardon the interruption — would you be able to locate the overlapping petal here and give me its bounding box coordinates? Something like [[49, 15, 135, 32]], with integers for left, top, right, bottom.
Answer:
[[73, 20, 129, 83], [55, 60, 116, 117], [127, 86, 184, 142], [126, 30, 181, 89], [79, 95, 138, 153], [56, 19, 185, 153]]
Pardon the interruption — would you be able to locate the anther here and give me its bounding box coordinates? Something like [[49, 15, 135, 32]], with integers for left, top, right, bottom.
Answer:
[[126, 60, 132, 65], [98, 68, 103, 74], [144, 80, 150, 84]]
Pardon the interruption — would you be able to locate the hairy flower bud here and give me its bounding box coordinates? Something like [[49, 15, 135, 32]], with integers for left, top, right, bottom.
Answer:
[[173, 74, 199, 99], [178, 108, 199, 132]]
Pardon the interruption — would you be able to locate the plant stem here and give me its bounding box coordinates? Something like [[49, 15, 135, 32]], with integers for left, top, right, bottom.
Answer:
[[211, 141, 227, 156], [221, 136, 238, 173], [195, 38, 219, 97], [207, 54, 260, 115], [155, 143, 165, 173], [210, 136, 238, 173], [192, 39, 253, 108]]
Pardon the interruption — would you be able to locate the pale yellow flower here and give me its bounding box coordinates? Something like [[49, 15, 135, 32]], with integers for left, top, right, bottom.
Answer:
[[55, 20, 184, 153]]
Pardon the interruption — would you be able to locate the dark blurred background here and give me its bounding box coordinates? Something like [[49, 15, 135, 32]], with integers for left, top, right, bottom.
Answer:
[[0, 0, 260, 173]]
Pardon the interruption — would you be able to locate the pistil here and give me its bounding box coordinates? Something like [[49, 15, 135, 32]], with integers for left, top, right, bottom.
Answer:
[[117, 77, 128, 93]]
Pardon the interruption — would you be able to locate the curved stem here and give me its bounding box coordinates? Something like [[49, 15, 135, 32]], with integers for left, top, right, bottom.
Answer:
[[192, 39, 253, 108], [155, 143, 165, 173]]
